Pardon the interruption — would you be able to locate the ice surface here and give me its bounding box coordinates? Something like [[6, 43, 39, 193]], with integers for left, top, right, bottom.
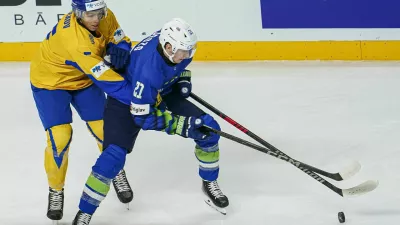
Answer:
[[0, 61, 399, 225]]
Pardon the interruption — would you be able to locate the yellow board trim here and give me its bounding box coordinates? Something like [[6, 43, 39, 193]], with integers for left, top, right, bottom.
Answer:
[[0, 41, 399, 61]]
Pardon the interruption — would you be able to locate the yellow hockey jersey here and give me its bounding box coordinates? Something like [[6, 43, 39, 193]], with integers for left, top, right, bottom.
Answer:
[[30, 9, 130, 90]]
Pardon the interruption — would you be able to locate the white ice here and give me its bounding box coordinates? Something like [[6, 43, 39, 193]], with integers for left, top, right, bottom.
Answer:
[[0, 61, 399, 225]]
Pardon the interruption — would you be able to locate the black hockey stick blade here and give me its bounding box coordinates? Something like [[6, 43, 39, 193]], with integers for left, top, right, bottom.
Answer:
[[202, 125, 379, 197]]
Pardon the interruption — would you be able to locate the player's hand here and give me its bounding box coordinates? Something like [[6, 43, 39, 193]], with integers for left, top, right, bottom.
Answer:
[[106, 44, 130, 70], [177, 70, 192, 98], [173, 115, 208, 140]]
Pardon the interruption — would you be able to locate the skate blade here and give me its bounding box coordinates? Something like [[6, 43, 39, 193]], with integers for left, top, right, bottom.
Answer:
[[126, 203, 130, 210], [204, 198, 227, 215], [52, 220, 59, 225]]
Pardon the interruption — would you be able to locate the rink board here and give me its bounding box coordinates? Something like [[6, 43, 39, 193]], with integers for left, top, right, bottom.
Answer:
[[1, 0, 400, 61]]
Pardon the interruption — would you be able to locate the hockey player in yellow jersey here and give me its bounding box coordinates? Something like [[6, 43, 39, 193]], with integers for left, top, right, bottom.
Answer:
[[30, 0, 133, 223]]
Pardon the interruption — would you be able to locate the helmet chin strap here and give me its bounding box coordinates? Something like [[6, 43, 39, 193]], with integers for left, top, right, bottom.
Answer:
[[162, 48, 176, 63]]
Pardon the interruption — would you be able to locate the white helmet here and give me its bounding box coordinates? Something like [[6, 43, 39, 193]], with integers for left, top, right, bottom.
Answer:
[[159, 18, 198, 63]]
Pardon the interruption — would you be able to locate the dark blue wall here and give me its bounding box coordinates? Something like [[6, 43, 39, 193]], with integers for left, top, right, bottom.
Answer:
[[260, 0, 400, 28]]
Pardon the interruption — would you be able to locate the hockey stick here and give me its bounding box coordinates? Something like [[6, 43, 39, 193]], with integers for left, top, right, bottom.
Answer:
[[190, 93, 360, 181], [202, 125, 378, 197]]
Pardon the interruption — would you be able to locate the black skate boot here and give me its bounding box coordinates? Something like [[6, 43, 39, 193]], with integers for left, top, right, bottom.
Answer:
[[202, 180, 229, 215], [72, 210, 92, 225], [47, 187, 64, 222], [112, 169, 133, 206]]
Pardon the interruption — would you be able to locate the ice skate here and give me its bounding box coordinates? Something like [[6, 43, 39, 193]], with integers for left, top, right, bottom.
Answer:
[[202, 180, 229, 215]]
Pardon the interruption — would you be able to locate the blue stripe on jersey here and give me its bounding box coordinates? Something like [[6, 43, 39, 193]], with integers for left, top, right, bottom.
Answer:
[[65, 60, 84, 73]]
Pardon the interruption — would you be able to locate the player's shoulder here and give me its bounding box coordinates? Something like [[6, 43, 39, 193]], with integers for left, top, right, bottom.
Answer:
[[103, 8, 117, 24], [55, 11, 75, 36], [130, 53, 163, 87], [106, 8, 116, 17], [53, 12, 79, 48], [136, 53, 163, 74], [98, 8, 119, 35], [132, 33, 162, 62], [61, 18, 95, 53]]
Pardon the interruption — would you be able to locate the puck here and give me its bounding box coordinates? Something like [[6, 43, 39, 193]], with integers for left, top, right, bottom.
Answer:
[[338, 211, 345, 223]]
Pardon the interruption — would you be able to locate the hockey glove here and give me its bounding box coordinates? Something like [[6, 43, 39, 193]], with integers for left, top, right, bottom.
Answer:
[[177, 70, 192, 98], [106, 43, 130, 70], [172, 115, 208, 140]]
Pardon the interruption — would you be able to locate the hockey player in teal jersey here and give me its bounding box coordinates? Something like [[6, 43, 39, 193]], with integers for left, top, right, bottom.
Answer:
[[72, 18, 229, 224]]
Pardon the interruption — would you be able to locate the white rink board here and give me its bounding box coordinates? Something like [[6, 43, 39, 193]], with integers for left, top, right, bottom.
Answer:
[[1, 0, 400, 42]]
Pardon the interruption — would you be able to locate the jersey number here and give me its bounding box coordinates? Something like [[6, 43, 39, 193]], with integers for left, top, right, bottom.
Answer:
[[134, 82, 145, 99]]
